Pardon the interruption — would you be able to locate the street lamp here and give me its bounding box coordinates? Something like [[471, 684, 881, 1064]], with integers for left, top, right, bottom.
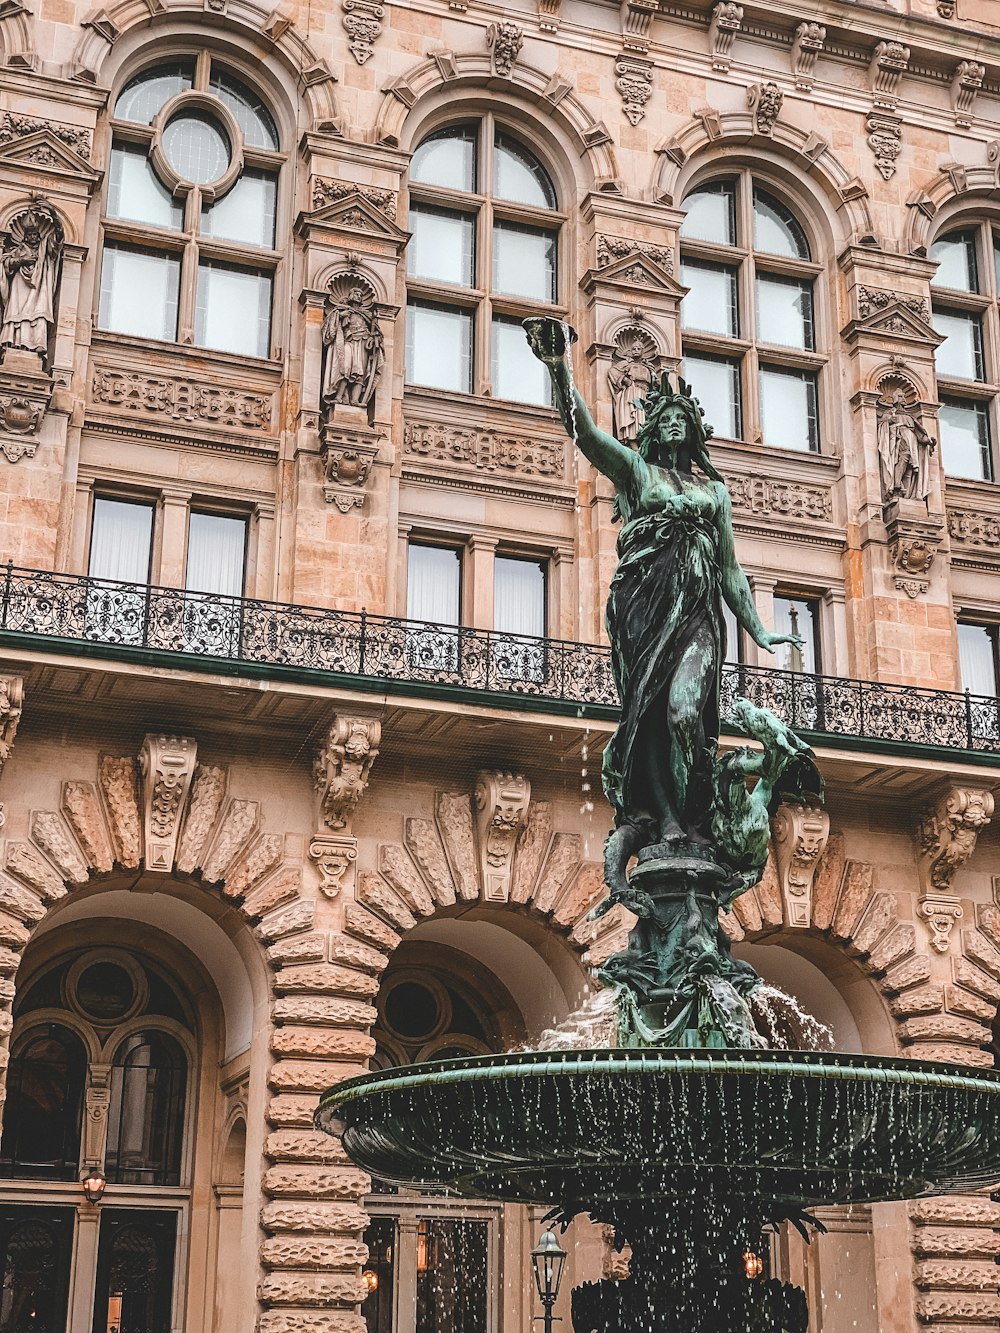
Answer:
[[531, 1228, 567, 1333], [81, 1166, 107, 1205]]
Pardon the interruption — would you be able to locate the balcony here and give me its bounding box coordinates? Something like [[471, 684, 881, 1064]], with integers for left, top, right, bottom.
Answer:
[[1, 564, 998, 764]]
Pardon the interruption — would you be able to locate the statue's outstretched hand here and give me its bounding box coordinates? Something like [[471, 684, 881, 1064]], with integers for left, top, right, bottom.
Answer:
[[760, 631, 805, 653]]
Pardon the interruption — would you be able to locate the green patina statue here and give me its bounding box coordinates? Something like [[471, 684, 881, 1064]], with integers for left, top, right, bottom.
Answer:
[[524, 317, 823, 1047]]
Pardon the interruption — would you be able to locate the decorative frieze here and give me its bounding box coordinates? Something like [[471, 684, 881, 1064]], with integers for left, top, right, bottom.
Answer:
[[473, 771, 531, 903], [614, 54, 653, 126], [771, 802, 830, 928], [342, 0, 383, 64], [0, 112, 92, 161], [403, 421, 565, 481], [314, 716, 381, 833], [858, 288, 929, 323], [951, 60, 984, 127], [708, 2, 742, 72], [138, 735, 198, 873], [790, 22, 825, 91], [91, 366, 273, 434], [948, 509, 1000, 550], [311, 177, 397, 221], [726, 474, 832, 523], [596, 234, 672, 273], [486, 20, 523, 78], [747, 82, 782, 137]]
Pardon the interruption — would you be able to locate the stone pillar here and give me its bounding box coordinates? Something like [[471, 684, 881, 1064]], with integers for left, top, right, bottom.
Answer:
[[158, 487, 193, 588], [466, 534, 498, 631]]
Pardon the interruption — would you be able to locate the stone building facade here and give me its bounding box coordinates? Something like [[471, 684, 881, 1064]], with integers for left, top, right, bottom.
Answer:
[[0, 0, 998, 1327]]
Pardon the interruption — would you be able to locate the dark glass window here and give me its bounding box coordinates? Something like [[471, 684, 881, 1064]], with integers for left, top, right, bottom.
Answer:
[[0, 1206, 75, 1333], [416, 1218, 489, 1333], [105, 1032, 186, 1186], [92, 1209, 177, 1333], [362, 1217, 396, 1333], [0, 1026, 86, 1180]]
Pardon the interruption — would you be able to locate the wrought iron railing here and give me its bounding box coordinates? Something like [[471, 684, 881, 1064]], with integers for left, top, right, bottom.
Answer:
[[1, 563, 998, 755]]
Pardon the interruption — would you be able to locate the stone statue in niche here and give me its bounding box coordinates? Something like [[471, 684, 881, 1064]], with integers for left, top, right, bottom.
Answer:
[[877, 389, 935, 504], [608, 327, 658, 443], [0, 200, 63, 366], [321, 278, 385, 413]]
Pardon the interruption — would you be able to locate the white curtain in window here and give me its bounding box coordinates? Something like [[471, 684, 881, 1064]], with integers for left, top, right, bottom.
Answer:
[[958, 623, 997, 695], [186, 512, 247, 596], [89, 499, 153, 583], [407, 545, 460, 624], [494, 557, 545, 637]]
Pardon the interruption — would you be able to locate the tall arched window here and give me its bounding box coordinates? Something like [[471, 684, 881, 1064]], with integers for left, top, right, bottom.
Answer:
[[106, 1031, 187, 1186], [930, 222, 999, 480], [99, 54, 282, 358], [405, 119, 563, 406], [679, 175, 823, 452], [0, 1025, 86, 1180]]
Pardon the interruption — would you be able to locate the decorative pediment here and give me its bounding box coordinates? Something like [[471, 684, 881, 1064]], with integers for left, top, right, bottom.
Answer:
[[581, 251, 687, 298], [843, 301, 943, 347], [0, 130, 102, 186], [297, 191, 409, 244]]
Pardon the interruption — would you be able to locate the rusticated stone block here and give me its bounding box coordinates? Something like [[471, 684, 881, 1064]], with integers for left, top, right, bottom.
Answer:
[[0, 875, 45, 924], [6, 842, 67, 901], [952, 955, 1000, 1001], [260, 1272, 368, 1306], [911, 1196, 1000, 1227], [98, 755, 142, 868], [175, 762, 227, 873], [945, 982, 996, 1022], [202, 798, 260, 883], [511, 800, 552, 904], [732, 885, 763, 934], [976, 902, 1000, 949], [888, 983, 943, 1019], [258, 1310, 366, 1333], [268, 933, 327, 967], [268, 1060, 365, 1094], [404, 817, 456, 907], [831, 862, 873, 942], [962, 927, 1000, 980], [0, 947, 23, 977], [378, 844, 435, 917], [553, 861, 605, 929], [435, 790, 478, 901], [263, 1164, 370, 1200], [273, 996, 375, 1028], [266, 1095, 319, 1128], [327, 933, 388, 975], [916, 1258, 998, 1289], [357, 871, 417, 931], [244, 867, 303, 921], [265, 1130, 351, 1164], [31, 810, 88, 883], [810, 832, 845, 931], [273, 964, 377, 999], [258, 901, 314, 943], [343, 901, 401, 954], [261, 1235, 367, 1270], [915, 1293, 1000, 1321], [533, 833, 581, 914], [899, 1013, 988, 1044], [0, 912, 29, 950], [719, 909, 744, 942], [270, 1027, 375, 1060], [260, 1200, 368, 1234], [913, 1227, 998, 1257], [867, 921, 915, 973], [61, 780, 114, 874], [883, 953, 930, 993], [225, 834, 284, 899], [904, 1041, 992, 1066], [586, 926, 630, 968]]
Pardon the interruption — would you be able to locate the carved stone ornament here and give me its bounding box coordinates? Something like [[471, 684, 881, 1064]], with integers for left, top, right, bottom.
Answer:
[[314, 716, 381, 832], [0, 675, 24, 830], [951, 60, 985, 127], [609, 326, 658, 443], [936, 0, 954, 14], [486, 20, 523, 78], [597, 234, 672, 273], [614, 54, 653, 126], [877, 389, 935, 507], [791, 22, 825, 90], [747, 82, 783, 137], [890, 534, 937, 598], [918, 894, 964, 954], [620, 0, 657, 51], [859, 288, 930, 323], [726, 474, 832, 523], [320, 426, 380, 510], [138, 734, 198, 872], [771, 802, 830, 928], [866, 110, 902, 181], [917, 786, 994, 913], [0, 112, 92, 162], [91, 366, 273, 434], [83, 1062, 112, 1167], [342, 0, 383, 64], [474, 771, 531, 903], [868, 40, 910, 107], [321, 274, 385, 416], [708, 1, 743, 71], [309, 834, 358, 898], [948, 509, 1000, 551], [403, 420, 565, 482], [0, 200, 63, 368], [312, 178, 396, 221]]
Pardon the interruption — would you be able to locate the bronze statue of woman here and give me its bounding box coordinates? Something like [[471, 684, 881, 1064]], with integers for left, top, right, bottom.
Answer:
[[524, 318, 801, 864]]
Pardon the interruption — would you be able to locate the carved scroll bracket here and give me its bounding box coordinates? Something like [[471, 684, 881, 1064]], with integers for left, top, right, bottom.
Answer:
[[771, 802, 830, 928], [474, 771, 531, 903], [138, 735, 198, 872], [0, 675, 24, 829], [309, 834, 358, 899], [314, 715, 381, 833], [83, 1062, 112, 1167], [917, 786, 994, 950]]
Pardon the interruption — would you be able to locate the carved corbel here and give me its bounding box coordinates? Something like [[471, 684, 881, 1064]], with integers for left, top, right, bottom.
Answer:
[[474, 770, 531, 902], [884, 494, 943, 599], [619, 0, 657, 51], [791, 22, 825, 91], [342, 0, 383, 64], [0, 675, 23, 829], [868, 40, 909, 107], [951, 60, 984, 128], [83, 1062, 112, 1166], [309, 835, 358, 898], [486, 20, 523, 78], [615, 54, 653, 125], [314, 715, 381, 832], [747, 81, 783, 137], [708, 2, 742, 71], [320, 425, 381, 509], [771, 802, 830, 928], [866, 110, 902, 181], [138, 735, 197, 872], [917, 786, 994, 951]]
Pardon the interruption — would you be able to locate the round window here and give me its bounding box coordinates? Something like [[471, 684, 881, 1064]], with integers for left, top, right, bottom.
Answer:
[[162, 111, 231, 184], [383, 980, 441, 1041], [75, 961, 136, 1021]]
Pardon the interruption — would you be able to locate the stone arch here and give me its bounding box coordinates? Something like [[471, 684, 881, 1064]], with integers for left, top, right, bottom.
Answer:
[[903, 158, 999, 256], [374, 53, 620, 192], [0, 4, 35, 72], [68, 0, 339, 132], [653, 110, 876, 249]]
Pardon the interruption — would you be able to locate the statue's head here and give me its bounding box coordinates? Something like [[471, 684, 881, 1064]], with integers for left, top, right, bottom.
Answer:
[[347, 286, 364, 305], [634, 373, 722, 481]]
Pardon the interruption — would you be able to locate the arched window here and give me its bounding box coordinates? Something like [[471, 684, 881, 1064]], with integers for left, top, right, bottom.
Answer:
[[99, 55, 282, 358], [930, 222, 999, 480], [0, 1025, 86, 1180], [405, 119, 563, 406], [679, 175, 823, 452], [105, 1031, 187, 1187]]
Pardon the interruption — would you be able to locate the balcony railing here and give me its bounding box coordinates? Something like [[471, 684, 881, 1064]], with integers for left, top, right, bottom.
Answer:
[[1, 563, 998, 757]]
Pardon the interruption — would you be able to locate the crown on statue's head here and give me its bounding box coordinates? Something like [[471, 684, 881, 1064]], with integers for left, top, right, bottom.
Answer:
[[633, 372, 722, 481]]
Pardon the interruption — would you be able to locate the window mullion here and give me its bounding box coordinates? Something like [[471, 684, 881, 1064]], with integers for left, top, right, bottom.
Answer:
[[194, 50, 211, 91], [177, 238, 198, 345], [478, 198, 494, 396]]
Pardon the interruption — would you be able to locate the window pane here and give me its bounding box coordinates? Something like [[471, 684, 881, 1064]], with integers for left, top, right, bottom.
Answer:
[[493, 133, 556, 208], [105, 1033, 186, 1187], [760, 365, 818, 452], [756, 275, 814, 349], [492, 316, 552, 405], [492, 222, 556, 300], [186, 512, 246, 596], [407, 544, 460, 623], [680, 182, 736, 245], [958, 623, 997, 695], [934, 308, 984, 380], [362, 1218, 396, 1333], [0, 1028, 86, 1180], [773, 597, 819, 673], [202, 170, 276, 247], [411, 127, 476, 191], [195, 262, 272, 358], [931, 230, 978, 292], [108, 143, 182, 229], [408, 206, 474, 287], [90, 499, 153, 582], [93, 1211, 177, 1333], [495, 557, 545, 636], [406, 301, 472, 392], [940, 399, 991, 479], [115, 62, 194, 123], [753, 190, 810, 259], [681, 261, 738, 336], [209, 68, 279, 150], [416, 1218, 488, 1333], [682, 353, 740, 438], [162, 111, 231, 185], [0, 1208, 74, 1333], [99, 245, 180, 342]]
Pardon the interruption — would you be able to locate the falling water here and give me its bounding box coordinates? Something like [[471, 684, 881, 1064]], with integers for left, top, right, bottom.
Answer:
[[748, 983, 834, 1051]]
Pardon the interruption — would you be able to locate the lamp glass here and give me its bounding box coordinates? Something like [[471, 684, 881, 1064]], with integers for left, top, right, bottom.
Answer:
[[81, 1167, 107, 1204], [531, 1229, 567, 1301]]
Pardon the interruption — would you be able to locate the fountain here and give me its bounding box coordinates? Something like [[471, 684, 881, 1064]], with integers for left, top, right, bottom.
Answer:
[[316, 318, 1000, 1333]]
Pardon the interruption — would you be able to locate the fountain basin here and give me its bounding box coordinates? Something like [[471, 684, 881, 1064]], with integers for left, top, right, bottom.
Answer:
[[316, 1047, 1000, 1215]]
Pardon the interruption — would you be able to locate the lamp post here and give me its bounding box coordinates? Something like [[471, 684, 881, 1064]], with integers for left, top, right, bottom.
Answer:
[[531, 1228, 567, 1333]]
